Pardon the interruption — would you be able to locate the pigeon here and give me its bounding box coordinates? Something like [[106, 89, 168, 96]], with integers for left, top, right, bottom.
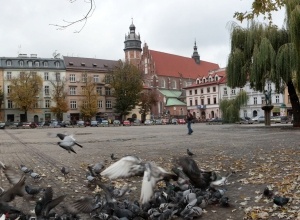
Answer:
[[219, 196, 230, 207], [20, 164, 30, 173], [111, 153, 118, 161], [62, 196, 102, 215], [174, 156, 216, 190], [263, 186, 273, 198], [101, 155, 178, 204], [28, 169, 41, 181], [61, 167, 70, 177], [25, 185, 43, 197], [0, 161, 6, 169], [88, 162, 105, 177], [273, 196, 289, 207], [57, 133, 83, 153], [35, 186, 66, 218], [210, 171, 234, 186], [187, 149, 195, 157]]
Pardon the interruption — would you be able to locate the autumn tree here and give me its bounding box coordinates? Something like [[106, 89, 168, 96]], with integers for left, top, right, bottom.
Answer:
[[139, 89, 158, 122], [50, 79, 69, 121], [80, 75, 99, 121], [9, 72, 43, 122], [220, 91, 249, 123], [110, 61, 144, 120], [0, 87, 4, 121], [228, 0, 300, 127]]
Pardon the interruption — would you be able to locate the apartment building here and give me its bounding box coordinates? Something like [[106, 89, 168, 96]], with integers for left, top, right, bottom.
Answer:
[[0, 54, 65, 122], [63, 56, 119, 122]]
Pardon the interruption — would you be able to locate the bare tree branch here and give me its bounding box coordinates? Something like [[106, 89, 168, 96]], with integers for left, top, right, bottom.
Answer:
[[49, 0, 96, 33]]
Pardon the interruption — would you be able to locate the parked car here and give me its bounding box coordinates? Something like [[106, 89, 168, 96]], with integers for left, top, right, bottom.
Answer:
[[177, 119, 186, 124], [50, 121, 61, 128], [250, 116, 260, 123], [207, 118, 223, 125], [132, 119, 141, 126], [280, 116, 290, 124], [22, 122, 37, 129], [123, 120, 131, 126], [0, 122, 5, 129], [113, 120, 121, 126], [90, 120, 100, 127], [154, 119, 163, 125], [257, 116, 265, 123], [161, 119, 169, 125], [76, 120, 85, 127], [237, 117, 252, 124], [171, 118, 178, 125], [271, 116, 281, 123], [144, 119, 154, 125], [99, 120, 109, 127]]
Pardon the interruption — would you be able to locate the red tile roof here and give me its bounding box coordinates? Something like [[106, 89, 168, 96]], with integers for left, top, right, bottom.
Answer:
[[149, 50, 219, 79]]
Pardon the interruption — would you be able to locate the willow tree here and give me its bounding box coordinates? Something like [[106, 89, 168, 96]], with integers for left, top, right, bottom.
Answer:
[[9, 72, 43, 122], [110, 61, 144, 121], [227, 0, 300, 127], [80, 76, 99, 121], [220, 91, 249, 123]]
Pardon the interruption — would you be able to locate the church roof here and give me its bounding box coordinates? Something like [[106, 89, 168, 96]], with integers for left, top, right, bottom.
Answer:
[[148, 50, 219, 79]]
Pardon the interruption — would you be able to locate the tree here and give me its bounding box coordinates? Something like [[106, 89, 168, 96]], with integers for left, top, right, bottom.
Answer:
[[0, 87, 4, 121], [50, 79, 69, 121], [9, 72, 43, 122], [220, 91, 249, 123], [234, 0, 285, 23], [228, 0, 300, 127], [80, 76, 99, 121], [139, 89, 158, 122], [110, 61, 144, 121]]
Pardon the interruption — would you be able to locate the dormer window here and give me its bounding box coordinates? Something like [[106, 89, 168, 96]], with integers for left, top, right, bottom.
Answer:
[[19, 61, 24, 67], [35, 61, 39, 67], [215, 76, 218, 81], [43, 62, 48, 67], [7, 60, 12, 66], [69, 62, 74, 65], [81, 63, 85, 66], [28, 61, 32, 67], [55, 62, 60, 68], [93, 63, 97, 67]]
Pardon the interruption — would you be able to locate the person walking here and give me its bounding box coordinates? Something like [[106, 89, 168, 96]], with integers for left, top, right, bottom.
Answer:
[[186, 110, 194, 135]]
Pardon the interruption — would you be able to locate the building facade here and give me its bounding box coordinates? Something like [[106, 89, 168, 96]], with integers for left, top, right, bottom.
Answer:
[[0, 54, 65, 123]]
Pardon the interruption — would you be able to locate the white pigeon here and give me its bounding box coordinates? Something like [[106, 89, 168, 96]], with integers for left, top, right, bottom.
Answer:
[[210, 172, 234, 186], [57, 134, 83, 154], [101, 155, 178, 204], [0, 214, 5, 220]]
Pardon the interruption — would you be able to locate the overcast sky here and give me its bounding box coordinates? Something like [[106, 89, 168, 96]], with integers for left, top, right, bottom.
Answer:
[[0, 0, 285, 68]]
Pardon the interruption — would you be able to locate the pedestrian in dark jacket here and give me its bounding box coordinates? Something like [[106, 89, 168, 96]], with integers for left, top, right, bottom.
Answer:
[[186, 110, 194, 135]]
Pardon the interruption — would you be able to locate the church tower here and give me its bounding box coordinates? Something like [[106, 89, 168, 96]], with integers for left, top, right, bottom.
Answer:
[[192, 41, 200, 64], [124, 20, 142, 66]]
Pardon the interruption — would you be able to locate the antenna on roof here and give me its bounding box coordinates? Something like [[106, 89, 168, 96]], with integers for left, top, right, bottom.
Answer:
[[52, 50, 60, 59]]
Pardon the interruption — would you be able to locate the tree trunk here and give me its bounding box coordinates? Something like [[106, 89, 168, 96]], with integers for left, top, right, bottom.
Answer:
[[287, 81, 300, 127]]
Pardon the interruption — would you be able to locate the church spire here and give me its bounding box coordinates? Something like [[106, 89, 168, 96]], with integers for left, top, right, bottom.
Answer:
[[192, 40, 200, 64], [124, 20, 142, 66]]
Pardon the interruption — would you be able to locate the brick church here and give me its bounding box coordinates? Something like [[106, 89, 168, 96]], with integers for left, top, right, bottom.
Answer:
[[123, 22, 219, 119]]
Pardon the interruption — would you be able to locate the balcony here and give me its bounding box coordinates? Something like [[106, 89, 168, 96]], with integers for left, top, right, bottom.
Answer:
[[197, 105, 206, 110]]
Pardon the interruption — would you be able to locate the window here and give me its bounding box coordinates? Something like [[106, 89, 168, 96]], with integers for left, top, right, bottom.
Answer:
[[82, 101, 88, 108], [105, 75, 111, 84], [261, 96, 265, 105], [276, 95, 279, 103], [82, 73, 87, 82], [97, 86, 102, 95], [106, 100, 112, 109], [35, 61, 39, 67], [105, 87, 111, 96], [254, 97, 257, 104], [223, 87, 227, 95], [160, 79, 166, 88], [56, 72, 60, 81], [201, 99, 204, 105], [267, 83, 271, 91], [240, 88, 244, 92], [215, 76, 218, 81], [213, 87, 216, 92], [207, 87, 210, 93], [44, 72, 49, 81], [189, 99, 193, 106], [28, 61, 32, 67], [19, 61, 23, 67], [6, 60, 12, 66], [7, 100, 13, 109], [81, 86, 87, 94], [43, 62, 48, 67], [194, 89, 198, 95], [98, 100, 103, 108], [44, 86, 50, 95], [195, 99, 198, 106], [172, 80, 177, 89], [207, 98, 211, 105], [94, 75, 99, 83], [231, 89, 236, 95], [69, 87, 76, 95], [201, 89, 203, 94], [7, 85, 11, 94], [213, 97, 217, 104], [30, 72, 37, 77], [70, 100, 77, 109], [45, 99, 51, 108], [189, 90, 192, 95], [70, 74, 76, 82], [6, 72, 11, 80], [288, 95, 291, 104], [34, 102, 38, 108], [55, 62, 60, 68]]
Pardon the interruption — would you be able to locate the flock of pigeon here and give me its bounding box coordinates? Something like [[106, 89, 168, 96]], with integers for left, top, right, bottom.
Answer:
[[0, 134, 289, 220]]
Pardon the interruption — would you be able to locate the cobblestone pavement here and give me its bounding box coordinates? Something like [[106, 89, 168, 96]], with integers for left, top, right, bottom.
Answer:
[[0, 123, 299, 219]]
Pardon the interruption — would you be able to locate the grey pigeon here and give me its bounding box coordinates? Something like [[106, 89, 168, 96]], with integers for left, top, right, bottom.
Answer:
[[28, 169, 41, 181], [273, 196, 289, 207], [20, 164, 30, 173], [25, 185, 43, 197], [61, 167, 70, 177], [111, 153, 118, 160], [187, 148, 195, 156], [62, 196, 101, 215], [88, 162, 105, 176], [56, 133, 83, 154]]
